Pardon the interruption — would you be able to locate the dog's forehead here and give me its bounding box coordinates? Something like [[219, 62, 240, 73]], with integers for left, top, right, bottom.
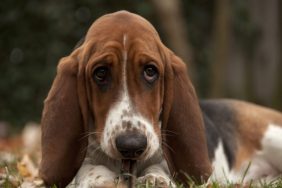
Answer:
[[85, 11, 160, 42]]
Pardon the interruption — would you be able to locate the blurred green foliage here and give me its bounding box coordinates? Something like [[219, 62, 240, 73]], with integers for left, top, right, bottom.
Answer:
[[0, 0, 154, 126], [0, 0, 275, 126]]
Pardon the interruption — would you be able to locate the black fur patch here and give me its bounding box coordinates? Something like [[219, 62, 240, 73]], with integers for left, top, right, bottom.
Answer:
[[202, 112, 220, 161], [200, 100, 238, 169]]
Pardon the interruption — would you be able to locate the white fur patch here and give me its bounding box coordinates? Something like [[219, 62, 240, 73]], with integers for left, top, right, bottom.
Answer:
[[261, 124, 282, 172], [239, 124, 282, 183], [229, 124, 282, 183], [210, 140, 230, 181], [138, 160, 175, 187], [74, 164, 117, 188], [122, 34, 128, 92], [101, 34, 159, 159], [211, 124, 282, 184]]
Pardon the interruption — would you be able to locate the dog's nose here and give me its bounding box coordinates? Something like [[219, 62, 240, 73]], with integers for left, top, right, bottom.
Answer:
[[115, 132, 147, 158]]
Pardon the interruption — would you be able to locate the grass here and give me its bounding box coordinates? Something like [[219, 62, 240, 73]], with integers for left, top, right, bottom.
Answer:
[[1, 151, 282, 188], [1, 163, 282, 188], [0, 161, 22, 188], [133, 178, 282, 188]]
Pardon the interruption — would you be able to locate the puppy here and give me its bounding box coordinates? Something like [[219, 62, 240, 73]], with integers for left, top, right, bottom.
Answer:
[[40, 11, 282, 187]]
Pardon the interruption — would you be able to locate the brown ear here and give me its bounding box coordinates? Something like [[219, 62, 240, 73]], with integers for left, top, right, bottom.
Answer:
[[162, 52, 212, 185], [39, 49, 89, 187]]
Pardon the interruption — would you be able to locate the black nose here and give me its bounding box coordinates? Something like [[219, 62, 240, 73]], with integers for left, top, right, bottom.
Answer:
[[115, 132, 147, 158]]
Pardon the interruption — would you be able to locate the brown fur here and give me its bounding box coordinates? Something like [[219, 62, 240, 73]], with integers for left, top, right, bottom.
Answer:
[[40, 11, 212, 187], [40, 49, 89, 187], [229, 100, 282, 170], [162, 53, 212, 183]]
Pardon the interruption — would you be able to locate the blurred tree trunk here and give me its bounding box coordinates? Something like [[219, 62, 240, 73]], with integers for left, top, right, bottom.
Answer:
[[150, 0, 195, 80], [276, 56, 282, 110], [275, 1, 282, 111], [248, 0, 280, 106], [211, 0, 231, 97], [226, 39, 247, 99]]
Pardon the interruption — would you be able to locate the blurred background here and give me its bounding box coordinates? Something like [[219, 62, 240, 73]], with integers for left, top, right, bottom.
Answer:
[[0, 0, 282, 129]]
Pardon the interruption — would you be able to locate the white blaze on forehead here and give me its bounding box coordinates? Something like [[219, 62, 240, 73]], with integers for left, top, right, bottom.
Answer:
[[122, 34, 128, 92], [100, 34, 159, 159]]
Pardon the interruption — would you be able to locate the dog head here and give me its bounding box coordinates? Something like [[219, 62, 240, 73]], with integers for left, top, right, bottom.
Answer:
[[40, 11, 211, 187]]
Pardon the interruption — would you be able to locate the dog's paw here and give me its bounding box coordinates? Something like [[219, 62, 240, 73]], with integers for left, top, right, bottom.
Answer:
[[75, 165, 119, 188], [137, 173, 175, 188], [77, 175, 116, 188]]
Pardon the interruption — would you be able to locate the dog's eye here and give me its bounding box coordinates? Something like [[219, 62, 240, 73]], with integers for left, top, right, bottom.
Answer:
[[143, 64, 159, 83], [93, 66, 109, 85]]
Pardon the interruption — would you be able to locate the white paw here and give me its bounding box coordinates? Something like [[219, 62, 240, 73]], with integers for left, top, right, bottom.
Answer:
[[75, 165, 118, 188], [78, 175, 117, 188], [137, 173, 175, 188]]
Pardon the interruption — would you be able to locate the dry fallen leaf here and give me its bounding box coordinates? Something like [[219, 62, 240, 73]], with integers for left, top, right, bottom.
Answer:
[[17, 154, 38, 178]]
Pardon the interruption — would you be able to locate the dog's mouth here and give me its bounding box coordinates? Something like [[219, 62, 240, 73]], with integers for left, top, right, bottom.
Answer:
[[120, 159, 137, 187]]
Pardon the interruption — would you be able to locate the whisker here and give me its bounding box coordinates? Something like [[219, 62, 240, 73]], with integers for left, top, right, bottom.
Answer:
[[80, 131, 102, 139], [162, 150, 169, 164], [89, 146, 102, 161], [106, 154, 111, 166], [161, 130, 178, 135], [87, 131, 102, 136], [162, 141, 175, 153], [93, 147, 102, 159], [161, 133, 175, 137], [81, 141, 100, 153]]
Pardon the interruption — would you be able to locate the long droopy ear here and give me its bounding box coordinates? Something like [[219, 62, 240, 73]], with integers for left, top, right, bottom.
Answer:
[[39, 48, 89, 187], [162, 51, 212, 185]]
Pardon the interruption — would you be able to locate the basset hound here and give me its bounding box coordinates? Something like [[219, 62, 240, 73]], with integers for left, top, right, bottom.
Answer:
[[40, 11, 282, 187]]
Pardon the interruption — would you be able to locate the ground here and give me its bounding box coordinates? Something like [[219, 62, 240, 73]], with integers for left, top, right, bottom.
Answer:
[[0, 123, 44, 188], [0, 123, 282, 188]]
